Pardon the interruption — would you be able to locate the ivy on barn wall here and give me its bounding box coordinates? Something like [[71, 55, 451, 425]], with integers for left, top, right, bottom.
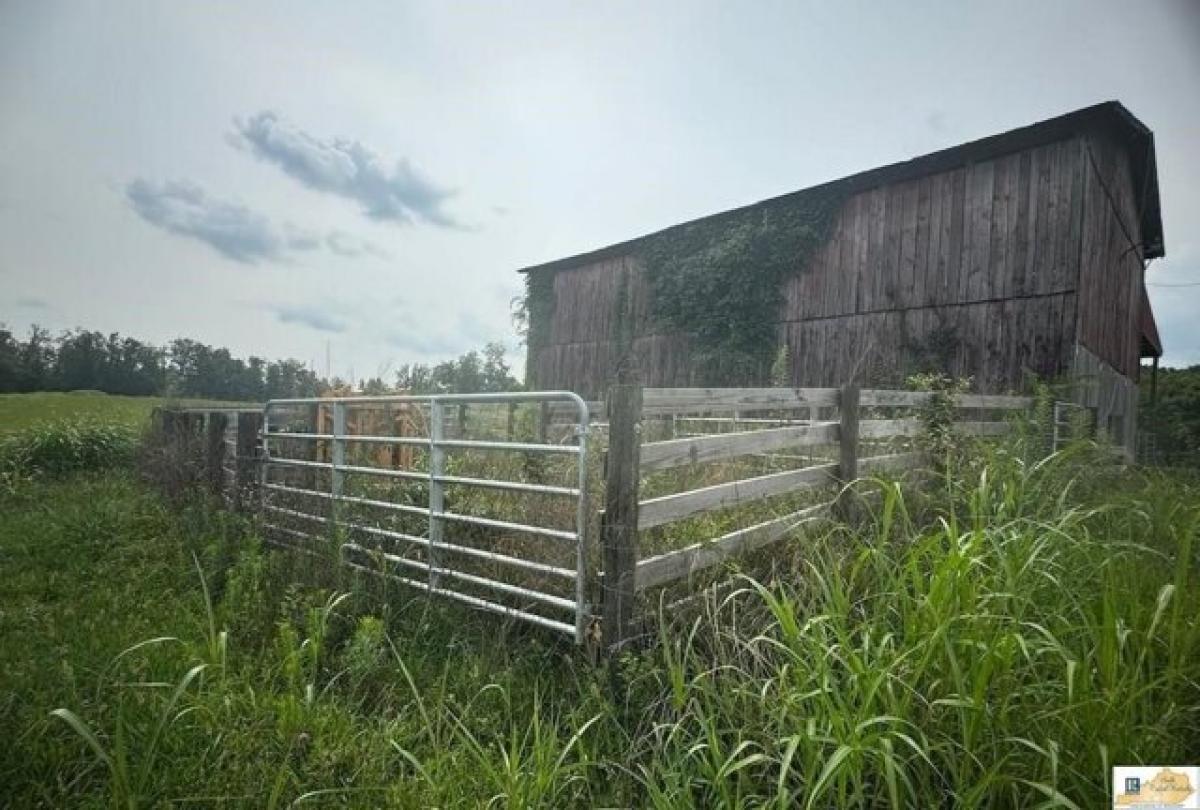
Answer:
[[639, 188, 845, 385], [519, 185, 847, 387]]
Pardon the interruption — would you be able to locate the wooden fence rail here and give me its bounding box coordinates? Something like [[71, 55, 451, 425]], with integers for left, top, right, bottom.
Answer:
[[600, 382, 1031, 652], [158, 385, 1031, 655]]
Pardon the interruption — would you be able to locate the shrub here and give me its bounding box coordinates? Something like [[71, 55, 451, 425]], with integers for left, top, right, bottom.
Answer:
[[0, 418, 139, 481]]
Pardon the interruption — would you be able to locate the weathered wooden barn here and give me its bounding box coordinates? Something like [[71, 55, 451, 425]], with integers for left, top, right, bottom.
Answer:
[[519, 101, 1165, 452]]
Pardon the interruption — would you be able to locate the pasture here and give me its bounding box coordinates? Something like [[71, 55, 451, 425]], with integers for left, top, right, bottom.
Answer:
[[0, 391, 253, 433], [0, 394, 1197, 807]]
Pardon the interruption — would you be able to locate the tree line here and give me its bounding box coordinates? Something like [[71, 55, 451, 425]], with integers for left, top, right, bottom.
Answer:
[[0, 324, 522, 401], [1140, 364, 1200, 467]]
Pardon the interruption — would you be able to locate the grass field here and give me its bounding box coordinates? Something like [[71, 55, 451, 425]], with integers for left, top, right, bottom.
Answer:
[[0, 391, 255, 433], [0, 404, 1197, 806]]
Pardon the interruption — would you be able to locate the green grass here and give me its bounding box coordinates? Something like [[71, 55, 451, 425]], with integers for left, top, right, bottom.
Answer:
[[0, 426, 1197, 806], [0, 391, 254, 434]]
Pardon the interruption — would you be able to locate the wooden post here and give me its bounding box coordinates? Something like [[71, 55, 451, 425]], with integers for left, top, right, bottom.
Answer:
[[157, 408, 178, 446], [205, 412, 229, 497], [601, 373, 642, 653], [181, 412, 203, 480], [235, 411, 263, 513], [835, 384, 860, 521]]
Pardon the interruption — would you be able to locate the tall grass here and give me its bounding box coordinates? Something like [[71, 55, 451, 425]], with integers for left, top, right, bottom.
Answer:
[[0, 418, 139, 487], [2, 435, 1197, 806]]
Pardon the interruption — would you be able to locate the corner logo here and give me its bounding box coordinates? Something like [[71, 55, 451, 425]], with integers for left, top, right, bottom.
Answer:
[[1114, 767, 1199, 808]]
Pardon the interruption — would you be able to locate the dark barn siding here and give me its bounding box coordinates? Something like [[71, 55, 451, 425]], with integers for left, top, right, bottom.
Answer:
[[529, 139, 1086, 397], [523, 104, 1161, 400], [778, 139, 1083, 391], [1077, 130, 1144, 379]]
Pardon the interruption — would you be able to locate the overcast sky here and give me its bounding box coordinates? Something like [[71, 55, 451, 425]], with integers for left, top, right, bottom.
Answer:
[[2, 0, 1198, 382]]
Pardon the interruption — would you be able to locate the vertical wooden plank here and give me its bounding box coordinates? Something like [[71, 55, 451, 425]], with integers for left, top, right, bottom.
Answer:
[[602, 376, 642, 652], [968, 160, 995, 303], [864, 187, 887, 313], [899, 181, 919, 308], [947, 167, 967, 304], [882, 184, 902, 308], [913, 175, 932, 308], [926, 172, 945, 305], [988, 155, 1011, 302], [1025, 145, 1044, 297]]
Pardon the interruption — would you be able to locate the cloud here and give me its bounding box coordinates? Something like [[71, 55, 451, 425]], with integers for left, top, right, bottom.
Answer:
[[126, 179, 390, 265], [15, 297, 49, 309], [326, 229, 393, 260], [232, 111, 463, 228], [272, 304, 348, 333], [383, 328, 463, 356], [126, 179, 290, 263], [381, 311, 506, 359]]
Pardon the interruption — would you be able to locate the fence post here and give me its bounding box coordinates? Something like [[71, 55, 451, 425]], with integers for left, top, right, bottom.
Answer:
[[330, 401, 346, 529], [428, 398, 445, 589], [181, 412, 203, 483], [205, 412, 229, 497], [601, 374, 642, 653], [835, 384, 860, 521], [235, 411, 263, 513]]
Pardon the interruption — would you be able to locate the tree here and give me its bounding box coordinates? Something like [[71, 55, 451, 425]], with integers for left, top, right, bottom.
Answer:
[[394, 342, 520, 394]]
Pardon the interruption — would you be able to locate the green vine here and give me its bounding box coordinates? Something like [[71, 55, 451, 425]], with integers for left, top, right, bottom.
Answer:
[[639, 188, 845, 385], [519, 186, 845, 387], [515, 272, 556, 351]]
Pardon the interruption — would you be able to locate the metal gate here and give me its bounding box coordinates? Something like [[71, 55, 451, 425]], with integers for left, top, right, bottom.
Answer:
[[258, 392, 593, 643]]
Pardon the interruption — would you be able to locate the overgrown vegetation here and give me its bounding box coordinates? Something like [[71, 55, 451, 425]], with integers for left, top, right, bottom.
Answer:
[[1140, 363, 1200, 467], [0, 418, 140, 492], [2, 408, 1197, 806], [640, 189, 844, 384], [517, 188, 845, 386]]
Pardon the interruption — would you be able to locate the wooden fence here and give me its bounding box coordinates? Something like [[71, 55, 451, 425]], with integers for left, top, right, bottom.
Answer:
[[152, 387, 1035, 654], [597, 384, 1033, 651]]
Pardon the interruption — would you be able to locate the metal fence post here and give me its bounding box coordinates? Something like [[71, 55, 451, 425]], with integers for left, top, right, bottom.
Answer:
[[601, 376, 642, 653], [428, 398, 445, 589], [835, 384, 860, 521], [331, 401, 346, 530], [205, 412, 229, 496]]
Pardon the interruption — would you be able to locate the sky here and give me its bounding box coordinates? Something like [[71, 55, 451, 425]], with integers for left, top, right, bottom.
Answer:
[[2, 0, 1199, 383]]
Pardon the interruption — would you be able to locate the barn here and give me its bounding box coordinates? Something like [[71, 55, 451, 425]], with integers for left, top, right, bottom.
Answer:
[[519, 101, 1165, 454]]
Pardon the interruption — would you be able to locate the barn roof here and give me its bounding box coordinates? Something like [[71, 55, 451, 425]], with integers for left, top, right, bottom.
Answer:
[[520, 100, 1164, 275]]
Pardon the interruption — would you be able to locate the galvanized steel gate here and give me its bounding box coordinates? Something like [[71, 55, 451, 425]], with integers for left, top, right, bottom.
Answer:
[[258, 392, 593, 643]]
